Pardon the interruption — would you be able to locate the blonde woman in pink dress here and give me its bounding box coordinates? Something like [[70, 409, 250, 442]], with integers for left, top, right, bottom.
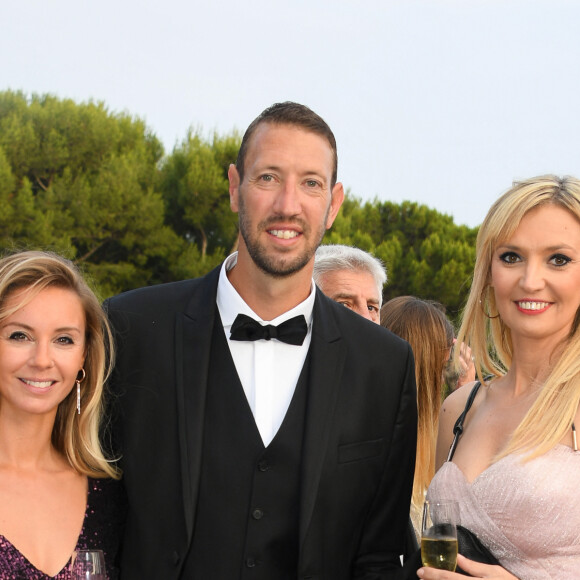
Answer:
[[419, 175, 580, 579]]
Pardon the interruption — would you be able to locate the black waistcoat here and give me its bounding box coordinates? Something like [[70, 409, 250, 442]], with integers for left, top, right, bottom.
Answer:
[[183, 315, 310, 579]]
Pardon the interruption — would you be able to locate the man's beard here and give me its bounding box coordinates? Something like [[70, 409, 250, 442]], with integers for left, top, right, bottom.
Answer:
[[238, 198, 329, 278]]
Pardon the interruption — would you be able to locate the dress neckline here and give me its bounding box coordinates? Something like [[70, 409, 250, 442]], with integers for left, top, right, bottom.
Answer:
[[0, 478, 92, 578], [0, 533, 72, 578], [445, 443, 578, 486]]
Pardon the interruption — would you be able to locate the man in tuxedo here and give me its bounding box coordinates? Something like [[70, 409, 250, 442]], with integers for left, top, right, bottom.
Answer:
[[106, 102, 417, 579], [313, 244, 387, 324]]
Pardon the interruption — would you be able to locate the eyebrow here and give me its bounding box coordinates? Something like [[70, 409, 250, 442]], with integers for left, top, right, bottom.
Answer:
[[497, 243, 577, 252], [2, 322, 83, 333], [330, 292, 356, 301], [255, 164, 327, 181], [330, 292, 379, 304], [257, 164, 282, 173]]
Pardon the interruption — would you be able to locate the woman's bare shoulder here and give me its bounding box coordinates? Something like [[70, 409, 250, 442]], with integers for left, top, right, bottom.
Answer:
[[440, 381, 480, 423], [435, 382, 482, 468]]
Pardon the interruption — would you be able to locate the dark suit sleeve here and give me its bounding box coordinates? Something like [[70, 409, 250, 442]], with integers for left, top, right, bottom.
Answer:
[[352, 341, 418, 579]]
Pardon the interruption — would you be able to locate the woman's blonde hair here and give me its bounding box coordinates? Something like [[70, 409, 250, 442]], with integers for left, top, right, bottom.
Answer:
[[381, 296, 454, 509], [0, 250, 119, 478], [456, 174, 580, 460]]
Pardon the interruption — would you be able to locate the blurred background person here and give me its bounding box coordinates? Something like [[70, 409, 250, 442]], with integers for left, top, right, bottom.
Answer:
[[0, 251, 125, 578], [313, 244, 387, 323], [445, 340, 476, 393], [380, 296, 456, 540]]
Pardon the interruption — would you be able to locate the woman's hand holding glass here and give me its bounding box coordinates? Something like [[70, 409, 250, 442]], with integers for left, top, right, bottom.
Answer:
[[418, 554, 520, 579], [421, 500, 459, 571], [418, 505, 519, 580]]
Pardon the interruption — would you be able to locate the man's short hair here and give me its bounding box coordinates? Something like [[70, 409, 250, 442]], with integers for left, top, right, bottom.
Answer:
[[235, 101, 338, 187], [313, 245, 387, 306]]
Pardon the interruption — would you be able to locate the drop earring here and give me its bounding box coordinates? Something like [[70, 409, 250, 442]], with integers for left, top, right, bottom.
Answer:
[[479, 285, 500, 319], [76, 368, 86, 415]]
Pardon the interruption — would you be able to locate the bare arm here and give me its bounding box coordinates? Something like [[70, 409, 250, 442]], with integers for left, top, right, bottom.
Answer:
[[435, 384, 476, 470]]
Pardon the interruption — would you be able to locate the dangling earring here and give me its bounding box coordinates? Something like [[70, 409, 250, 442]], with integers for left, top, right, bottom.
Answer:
[[479, 286, 500, 319], [76, 368, 86, 415]]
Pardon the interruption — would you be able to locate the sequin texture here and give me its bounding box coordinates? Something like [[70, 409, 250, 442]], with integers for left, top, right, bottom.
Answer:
[[0, 478, 126, 579], [428, 445, 580, 578]]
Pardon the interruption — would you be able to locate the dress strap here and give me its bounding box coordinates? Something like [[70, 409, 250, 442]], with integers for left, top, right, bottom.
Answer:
[[447, 381, 482, 462], [573, 423, 577, 452]]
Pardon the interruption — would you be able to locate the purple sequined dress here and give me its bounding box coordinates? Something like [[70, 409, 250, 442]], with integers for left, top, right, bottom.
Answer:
[[0, 478, 126, 580]]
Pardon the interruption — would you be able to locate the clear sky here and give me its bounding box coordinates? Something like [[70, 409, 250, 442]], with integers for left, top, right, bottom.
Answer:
[[3, 0, 579, 227]]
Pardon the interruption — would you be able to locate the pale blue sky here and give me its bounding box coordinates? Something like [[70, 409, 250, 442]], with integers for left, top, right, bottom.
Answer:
[[2, 0, 579, 227]]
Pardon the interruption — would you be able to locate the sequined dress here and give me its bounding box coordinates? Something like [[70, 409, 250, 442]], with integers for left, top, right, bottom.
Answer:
[[0, 478, 126, 580], [427, 445, 580, 578]]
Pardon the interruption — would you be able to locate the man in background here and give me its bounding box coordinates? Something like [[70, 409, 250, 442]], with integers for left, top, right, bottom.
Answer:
[[313, 244, 387, 324]]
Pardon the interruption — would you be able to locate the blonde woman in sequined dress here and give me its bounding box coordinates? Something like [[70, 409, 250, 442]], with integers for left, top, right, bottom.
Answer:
[[0, 251, 125, 579], [419, 176, 580, 580]]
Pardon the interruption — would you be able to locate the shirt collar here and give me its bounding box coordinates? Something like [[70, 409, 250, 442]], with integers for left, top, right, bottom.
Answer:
[[217, 252, 315, 329]]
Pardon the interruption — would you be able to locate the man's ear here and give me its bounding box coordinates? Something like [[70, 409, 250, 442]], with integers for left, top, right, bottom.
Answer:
[[325, 182, 345, 229], [228, 164, 240, 213]]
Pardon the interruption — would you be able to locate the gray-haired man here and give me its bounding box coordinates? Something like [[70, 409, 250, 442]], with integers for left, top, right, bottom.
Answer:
[[313, 244, 387, 324]]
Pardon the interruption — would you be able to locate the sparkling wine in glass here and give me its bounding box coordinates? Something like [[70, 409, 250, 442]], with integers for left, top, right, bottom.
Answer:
[[421, 500, 459, 571], [70, 549, 106, 580]]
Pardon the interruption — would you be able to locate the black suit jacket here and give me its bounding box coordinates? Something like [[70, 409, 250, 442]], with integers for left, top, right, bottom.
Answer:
[[105, 266, 417, 579]]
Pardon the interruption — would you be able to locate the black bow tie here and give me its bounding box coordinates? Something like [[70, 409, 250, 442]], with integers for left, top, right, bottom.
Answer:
[[229, 313, 308, 346]]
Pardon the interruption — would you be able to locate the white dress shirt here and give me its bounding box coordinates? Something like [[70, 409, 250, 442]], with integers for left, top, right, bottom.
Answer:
[[216, 253, 314, 446]]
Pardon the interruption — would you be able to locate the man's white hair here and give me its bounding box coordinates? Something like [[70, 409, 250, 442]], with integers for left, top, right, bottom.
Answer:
[[313, 244, 387, 307]]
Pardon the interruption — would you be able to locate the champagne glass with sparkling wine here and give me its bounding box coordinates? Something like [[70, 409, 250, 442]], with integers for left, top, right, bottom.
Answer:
[[421, 500, 459, 571], [70, 549, 106, 580]]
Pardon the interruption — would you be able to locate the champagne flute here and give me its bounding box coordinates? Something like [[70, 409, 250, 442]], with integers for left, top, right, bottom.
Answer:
[[70, 549, 106, 580], [421, 500, 459, 571]]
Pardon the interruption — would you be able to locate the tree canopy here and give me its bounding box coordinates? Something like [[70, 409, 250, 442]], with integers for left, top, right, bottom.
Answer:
[[159, 128, 240, 276], [0, 90, 477, 316], [0, 90, 183, 295], [326, 196, 476, 320]]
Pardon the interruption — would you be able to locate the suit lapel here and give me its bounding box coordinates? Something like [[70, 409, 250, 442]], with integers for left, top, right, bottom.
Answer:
[[299, 290, 346, 546], [175, 266, 220, 541]]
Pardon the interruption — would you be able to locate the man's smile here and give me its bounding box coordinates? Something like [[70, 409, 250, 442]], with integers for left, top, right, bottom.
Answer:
[[268, 229, 300, 240]]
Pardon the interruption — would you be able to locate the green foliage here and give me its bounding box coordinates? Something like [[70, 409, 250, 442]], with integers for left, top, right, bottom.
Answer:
[[0, 90, 477, 309], [0, 147, 17, 244], [159, 128, 240, 264], [324, 195, 478, 323], [0, 90, 182, 295]]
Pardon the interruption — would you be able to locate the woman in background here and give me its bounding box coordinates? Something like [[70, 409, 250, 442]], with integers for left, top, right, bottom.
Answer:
[[381, 296, 465, 539], [420, 175, 580, 578], [0, 251, 125, 579]]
